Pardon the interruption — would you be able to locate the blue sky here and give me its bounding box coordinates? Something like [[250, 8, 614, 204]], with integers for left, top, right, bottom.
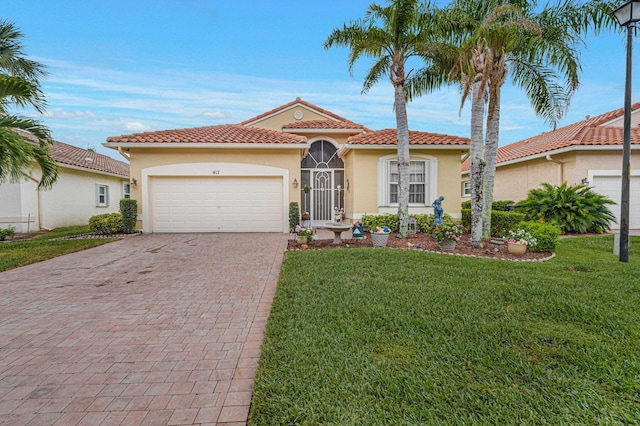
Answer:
[[3, 0, 638, 159]]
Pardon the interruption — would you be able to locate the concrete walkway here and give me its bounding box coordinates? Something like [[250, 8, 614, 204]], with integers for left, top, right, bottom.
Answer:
[[0, 233, 287, 425]]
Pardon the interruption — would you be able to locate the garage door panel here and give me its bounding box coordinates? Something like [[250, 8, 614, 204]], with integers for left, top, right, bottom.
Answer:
[[592, 174, 640, 229], [151, 176, 283, 232]]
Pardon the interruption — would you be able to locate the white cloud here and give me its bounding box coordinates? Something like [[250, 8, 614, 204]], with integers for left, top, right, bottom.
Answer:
[[201, 111, 230, 120], [122, 121, 152, 132], [41, 108, 100, 120]]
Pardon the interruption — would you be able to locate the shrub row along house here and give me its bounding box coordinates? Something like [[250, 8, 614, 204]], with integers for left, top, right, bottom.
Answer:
[[105, 98, 470, 233], [0, 130, 130, 233], [462, 103, 640, 230]]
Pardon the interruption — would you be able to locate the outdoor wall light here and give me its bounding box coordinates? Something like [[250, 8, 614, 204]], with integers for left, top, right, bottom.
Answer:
[[581, 178, 589, 185], [293, 178, 298, 188], [130, 178, 137, 188], [612, 0, 638, 262]]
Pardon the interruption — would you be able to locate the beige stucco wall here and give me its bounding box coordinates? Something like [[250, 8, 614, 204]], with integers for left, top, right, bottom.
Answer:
[[476, 149, 640, 203], [346, 148, 466, 218], [248, 105, 342, 132], [127, 147, 304, 215]]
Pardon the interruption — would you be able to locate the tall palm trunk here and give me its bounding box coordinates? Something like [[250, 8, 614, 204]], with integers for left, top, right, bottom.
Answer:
[[393, 61, 410, 238], [469, 47, 486, 248], [482, 60, 505, 239]]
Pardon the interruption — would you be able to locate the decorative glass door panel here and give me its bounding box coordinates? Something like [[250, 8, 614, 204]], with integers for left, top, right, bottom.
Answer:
[[312, 171, 332, 223]]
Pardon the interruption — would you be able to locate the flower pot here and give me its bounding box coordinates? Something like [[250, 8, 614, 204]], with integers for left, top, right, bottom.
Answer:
[[508, 242, 527, 255], [371, 232, 389, 247], [438, 239, 457, 251], [296, 235, 307, 244]]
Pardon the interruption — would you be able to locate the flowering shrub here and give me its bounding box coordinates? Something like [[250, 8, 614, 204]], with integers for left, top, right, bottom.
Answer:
[[433, 222, 464, 243], [507, 229, 537, 248], [295, 225, 314, 243]]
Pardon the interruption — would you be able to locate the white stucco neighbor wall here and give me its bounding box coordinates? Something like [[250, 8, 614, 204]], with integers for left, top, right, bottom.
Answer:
[[41, 168, 128, 229], [0, 178, 39, 233], [0, 166, 128, 233]]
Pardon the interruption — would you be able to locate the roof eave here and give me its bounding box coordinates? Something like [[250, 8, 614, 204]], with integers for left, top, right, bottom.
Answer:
[[104, 142, 310, 149], [343, 143, 471, 150], [58, 162, 129, 179], [461, 144, 640, 175], [282, 128, 365, 134]]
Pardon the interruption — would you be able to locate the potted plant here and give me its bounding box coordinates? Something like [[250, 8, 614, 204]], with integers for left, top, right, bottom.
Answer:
[[295, 225, 314, 244], [433, 221, 463, 250], [506, 229, 537, 255], [303, 185, 312, 194], [301, 211, 309, 220], [371, 226, 391, 247]]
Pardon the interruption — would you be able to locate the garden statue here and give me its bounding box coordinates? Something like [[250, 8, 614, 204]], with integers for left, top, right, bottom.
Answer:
[[432, 196, 445, 226], [333, 207, 345, 223]]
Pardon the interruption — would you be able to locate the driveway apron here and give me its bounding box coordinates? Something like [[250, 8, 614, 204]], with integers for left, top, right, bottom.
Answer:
[[0, 233, 287, 425]]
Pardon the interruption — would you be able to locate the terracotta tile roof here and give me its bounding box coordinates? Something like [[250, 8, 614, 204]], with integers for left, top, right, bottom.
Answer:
[[51, 141, 129, 177], [281, 119, 366, 130], [13, 129, 129, 177], [347, 128, 470, 146], [240, 97, 352, 126], [106, 124, 307, 144], [461, 103, 640, 172]]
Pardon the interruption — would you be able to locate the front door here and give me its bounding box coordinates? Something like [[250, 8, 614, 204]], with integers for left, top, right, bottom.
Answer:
[[301, 140, 345, 227]]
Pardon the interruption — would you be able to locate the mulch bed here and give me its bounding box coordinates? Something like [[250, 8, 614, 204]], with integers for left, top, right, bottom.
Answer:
[[287, 232, 554, 262]]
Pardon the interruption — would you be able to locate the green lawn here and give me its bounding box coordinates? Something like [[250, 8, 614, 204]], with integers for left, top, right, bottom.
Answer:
[[0, 226, 117, 272], [251, 236, 640, 425]]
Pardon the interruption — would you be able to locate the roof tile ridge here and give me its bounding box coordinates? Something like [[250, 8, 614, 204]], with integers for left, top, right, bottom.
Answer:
[[239, 98, 352, 125]]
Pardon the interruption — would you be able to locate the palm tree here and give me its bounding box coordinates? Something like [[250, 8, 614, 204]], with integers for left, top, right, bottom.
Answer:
[[0, 20, 57, 189], [324, 0, 448, 238], [449, 0, 614, 247]]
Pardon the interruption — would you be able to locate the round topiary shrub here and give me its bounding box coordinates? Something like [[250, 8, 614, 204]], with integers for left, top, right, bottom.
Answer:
[[89, 213, 124, 235]]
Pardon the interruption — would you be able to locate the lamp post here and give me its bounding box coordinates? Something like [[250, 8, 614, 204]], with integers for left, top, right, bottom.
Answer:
[[613, 0, 639, 262]]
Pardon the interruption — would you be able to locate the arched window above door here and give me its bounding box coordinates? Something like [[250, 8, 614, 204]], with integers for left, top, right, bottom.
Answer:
[[301, 140, 344, 169]]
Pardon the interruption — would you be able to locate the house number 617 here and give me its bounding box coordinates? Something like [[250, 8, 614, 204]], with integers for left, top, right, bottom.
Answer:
[[212, 170, 221, 175]]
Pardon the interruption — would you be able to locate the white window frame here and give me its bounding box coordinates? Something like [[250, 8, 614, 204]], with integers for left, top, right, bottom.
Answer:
[[463, 180, 471, 197], [123, 182, 131, 199], [96, 184, 109, 207], [378, 154, 437, 207]]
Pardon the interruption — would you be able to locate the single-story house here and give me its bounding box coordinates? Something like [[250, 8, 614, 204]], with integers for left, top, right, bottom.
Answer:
[[105, 98, 470, 233], [462, 103, 640, 229], [0, 131, 130, 233]]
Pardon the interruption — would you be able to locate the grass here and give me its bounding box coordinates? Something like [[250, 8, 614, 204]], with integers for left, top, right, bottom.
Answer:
[[0, 226, 117, 272], [250, 236, 640, 425]]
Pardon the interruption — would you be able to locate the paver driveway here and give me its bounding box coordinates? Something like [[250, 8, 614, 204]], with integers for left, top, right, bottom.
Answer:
[[0, 233, 287, 425]]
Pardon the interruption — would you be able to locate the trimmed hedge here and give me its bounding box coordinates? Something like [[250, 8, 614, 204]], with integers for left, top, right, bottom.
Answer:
[[461, 199, 514, 211], [362, 213, 398, 232], [289, 202, 300, 232], [120, 198, 137, 234], [515, 221, 562, 252], [461, 209, 526, 237], [89, 213, 123, 235], [361, 213, 453, 233]]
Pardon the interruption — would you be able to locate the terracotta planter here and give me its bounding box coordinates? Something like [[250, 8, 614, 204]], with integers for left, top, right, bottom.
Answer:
[[438, 239, 457, 251], [507, 242, 527, 255]]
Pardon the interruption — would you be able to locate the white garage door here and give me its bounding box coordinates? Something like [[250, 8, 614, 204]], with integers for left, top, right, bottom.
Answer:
[[151, 176, 283, 232], [591, 174, 640, 229]]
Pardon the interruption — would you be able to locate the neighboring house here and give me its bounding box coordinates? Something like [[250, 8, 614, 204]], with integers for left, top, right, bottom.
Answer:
[[0, 132, 130, 233], [105, 98, 470, 233], [461, 103, 640, 229]]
